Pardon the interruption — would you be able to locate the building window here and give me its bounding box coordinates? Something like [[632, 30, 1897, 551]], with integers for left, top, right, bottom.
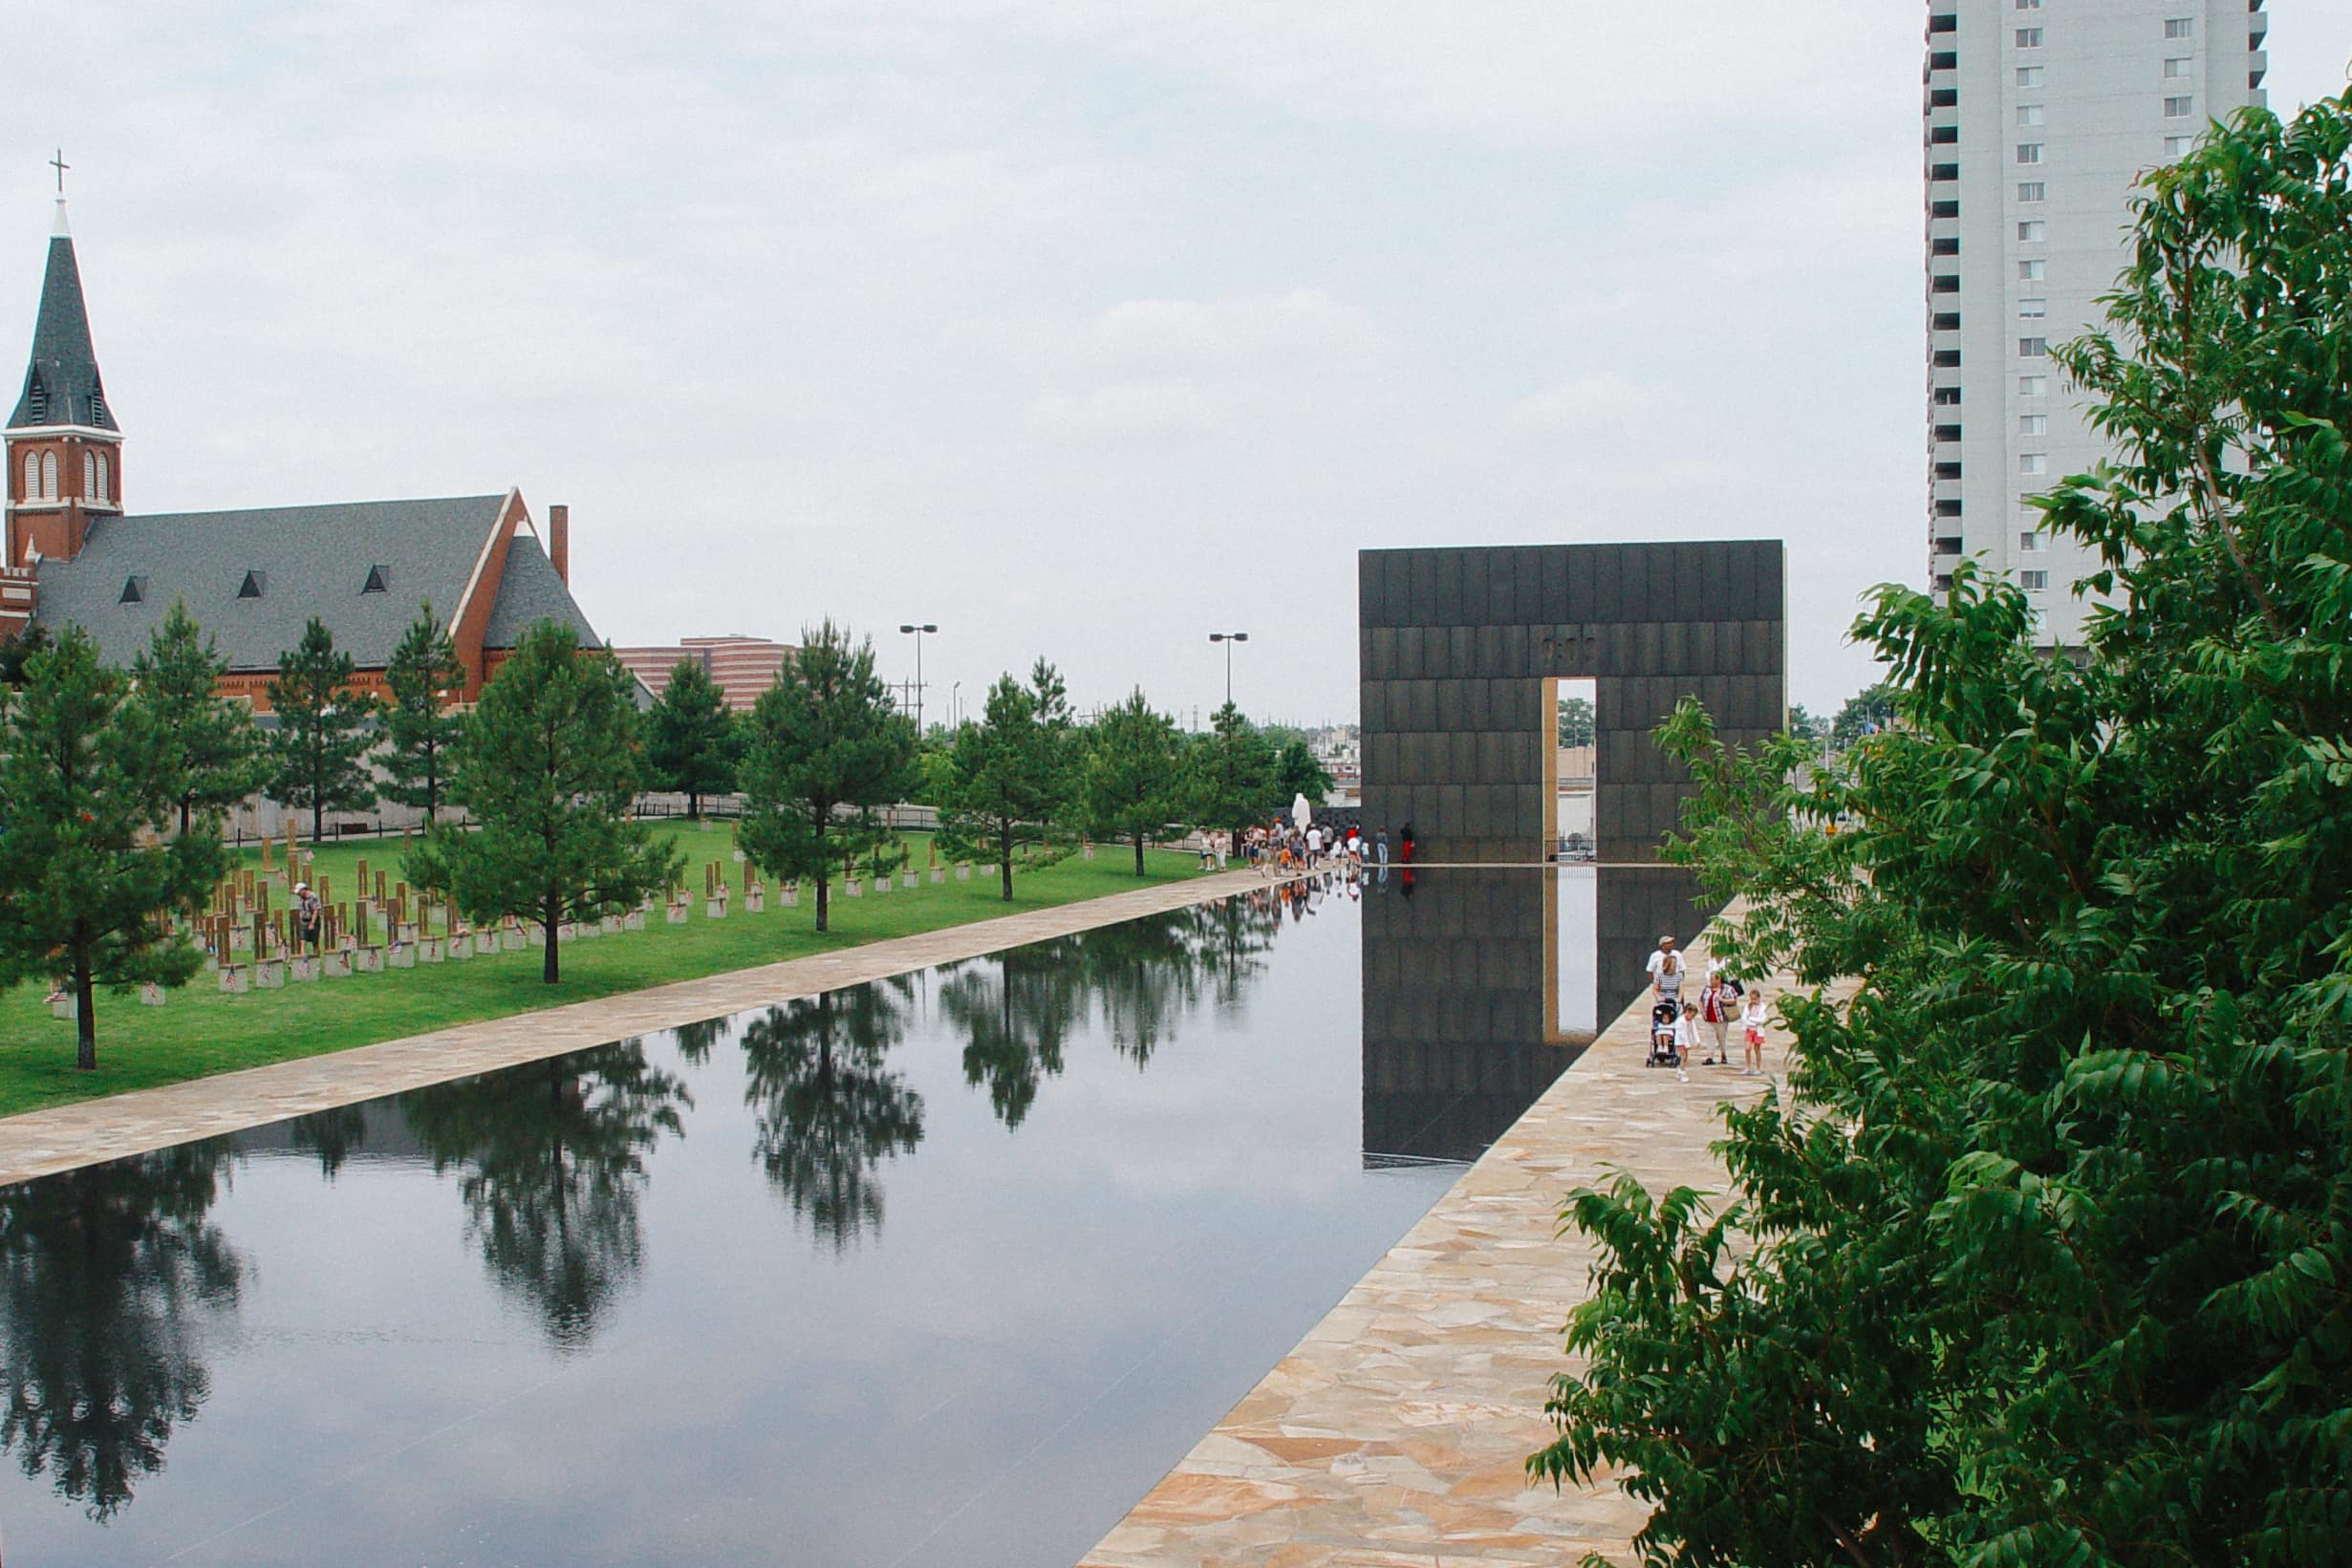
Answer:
[[1934, 386, 1962, 405], [2017, 143, 2044, 164], [2016, 0, 2041, 8], [81, 450, 95, 498], [1931, 87, 1958, 108], [1935, 461, 1963, 480], [39, 452, 56, 500], [361, 564, 391, 594], [237, 569, 267, 600], [2018, 105, 2045, 126], [2019, 259, 2046, 281], [2020, 453, 2048, 475], [119, 574, 146, 605], [2020, 336, 2049, 357], [2165, 17, 2193, 39], [2166, 135, 2194, 157], [20, 451, 35, 500], [2018, 66, 2045, 87], [2019, 414, 2049, 435], [2019, 219, 2048, 240], [2020, 570, 2050, 590], [1933, 274, 1962, 293], [1933, 349, 1963, 367], [2019, 531, 2043, 551], [1931, 236, 1960, 255], [94, 453, 107, 501], [1936, 498, 1964, 517], [1932, 311, 1962, 331], [1932, 199, 1960, 218], [2019, 374, 2048, 396], [2018, 185, 2046, 206], [1932, 161, 1960, 182], [1931, 124, 1959, 144], [2019, 298, 2048, 318], [2017, 27, 2043, 48], [2164, 56, 2193, 78], [1935, 423, 1963, 442], [2164, 96, 2194, 118]]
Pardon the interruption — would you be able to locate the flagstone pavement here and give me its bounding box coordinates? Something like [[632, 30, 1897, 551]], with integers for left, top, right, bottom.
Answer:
[[1076, 914, 1777, 1568], [0, 869, 1279, 1187]]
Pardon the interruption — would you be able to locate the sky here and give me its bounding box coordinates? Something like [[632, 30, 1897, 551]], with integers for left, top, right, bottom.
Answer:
[[4, 2, 2350, 726]]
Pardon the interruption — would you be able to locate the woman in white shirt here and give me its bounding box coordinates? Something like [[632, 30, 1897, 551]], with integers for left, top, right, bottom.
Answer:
[[1741, 989, 1768, 1075]]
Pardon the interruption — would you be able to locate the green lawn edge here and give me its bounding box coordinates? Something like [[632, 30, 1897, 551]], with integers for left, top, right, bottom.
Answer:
[[0, 823, 1209, 1120]]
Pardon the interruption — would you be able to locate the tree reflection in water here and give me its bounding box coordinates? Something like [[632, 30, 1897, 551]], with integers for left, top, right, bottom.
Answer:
[[941, 896, 1285, 1125], [740, 978, 924, 1251], [403, 1041, 690, 1348], [669, 1015, 733, 1067], [0, 1145, 243, 1519]]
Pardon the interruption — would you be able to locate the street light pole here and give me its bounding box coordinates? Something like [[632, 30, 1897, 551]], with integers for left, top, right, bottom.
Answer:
[[1208, 631, 1248, 708], [898, 623, 938, 735], [951, 680, 962, 729]]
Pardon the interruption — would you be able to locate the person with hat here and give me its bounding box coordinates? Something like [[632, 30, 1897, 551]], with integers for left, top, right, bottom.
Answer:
[[293, 882, 323, 952], [1646, 934, 1685, 1005]]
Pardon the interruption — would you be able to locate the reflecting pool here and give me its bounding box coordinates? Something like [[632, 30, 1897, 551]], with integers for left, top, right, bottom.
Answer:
[[0, 870, 1713, 1565]]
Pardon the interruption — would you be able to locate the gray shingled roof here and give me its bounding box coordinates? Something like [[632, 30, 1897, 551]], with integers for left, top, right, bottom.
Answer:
[[10, 225, 116, 431], [481, 531, 599, 649], [32, 495, 514, 671]]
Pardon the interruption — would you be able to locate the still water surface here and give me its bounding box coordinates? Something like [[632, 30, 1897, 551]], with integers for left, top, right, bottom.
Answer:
[[0, 878, 1606, 1567]]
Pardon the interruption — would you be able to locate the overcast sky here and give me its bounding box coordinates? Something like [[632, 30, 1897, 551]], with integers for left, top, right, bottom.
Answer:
[[7, 3, 2350, 725]]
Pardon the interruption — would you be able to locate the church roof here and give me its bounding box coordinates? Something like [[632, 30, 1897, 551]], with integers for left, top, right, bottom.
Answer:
[[29, 494, 597, 672], [10, 204, 115, 431]]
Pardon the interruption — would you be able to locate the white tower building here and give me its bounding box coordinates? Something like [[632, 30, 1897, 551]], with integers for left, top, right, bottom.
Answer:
[[1925, 1, 2268, 644]]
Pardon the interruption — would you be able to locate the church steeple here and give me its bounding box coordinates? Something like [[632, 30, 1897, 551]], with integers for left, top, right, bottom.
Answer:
[[7, 164, 121, 568]]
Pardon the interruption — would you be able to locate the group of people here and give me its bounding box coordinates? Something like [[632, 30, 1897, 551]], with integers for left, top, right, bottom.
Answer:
[[1645, 933, 1769, 1083], [1236, 819, 1415, 878]]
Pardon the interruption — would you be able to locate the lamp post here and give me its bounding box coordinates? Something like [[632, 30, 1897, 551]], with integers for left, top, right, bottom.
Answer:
[[898, 623, 938, 734], [1208, 631, 1248, 708], [950, 680, 962, 729]]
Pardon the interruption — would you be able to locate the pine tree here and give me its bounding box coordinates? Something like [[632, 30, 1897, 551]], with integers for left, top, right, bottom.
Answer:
[[1081, 689, 1183, 876], [266, 616, 378, 842], [378, 603, 466, 824], [0, 628, 223, 1069], [130, 599, 268, 837], [937, 659, 1077, 901], [1270, 737, 1333, 813], [738, 622, 918, 934], [1183, 701, 1279, 858], [646, 658, 738, 819], [404, 621, 680, 983]]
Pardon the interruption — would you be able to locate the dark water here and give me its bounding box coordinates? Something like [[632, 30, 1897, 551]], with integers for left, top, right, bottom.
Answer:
[[0, 869, 1711, 1567]]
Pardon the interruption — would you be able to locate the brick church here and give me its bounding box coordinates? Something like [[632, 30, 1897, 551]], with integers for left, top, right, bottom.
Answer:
[[0, 191, 603, 709]]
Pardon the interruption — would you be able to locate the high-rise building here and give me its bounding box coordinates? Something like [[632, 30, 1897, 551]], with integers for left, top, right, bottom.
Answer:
[[1924, 1, 2268, 645]]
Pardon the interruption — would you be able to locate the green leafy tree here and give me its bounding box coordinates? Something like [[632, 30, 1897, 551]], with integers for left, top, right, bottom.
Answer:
[[1556, 694, 1596, 748], [1531, 96, 2352, 1567], [1826, 678, 1897, 748], [645, 658, 739, 819], [0, 628, 223, 1070], [737, 621, 918, 934], [265, 615, 378, 842], [1183, 701, 1280, 854], [937, 660, 1078, 901], [0, 621, 52, 687], [1785, 701, 1825, 743], [1082, 689, 1184, 876], [378, 604, 466, 825], [130, 600, 268, 838], [1270, 737, 1333, 810], [406, 621, 680, 983]]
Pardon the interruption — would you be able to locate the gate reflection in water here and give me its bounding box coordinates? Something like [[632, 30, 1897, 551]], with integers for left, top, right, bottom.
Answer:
[[1362, 864, 1717, 1163]]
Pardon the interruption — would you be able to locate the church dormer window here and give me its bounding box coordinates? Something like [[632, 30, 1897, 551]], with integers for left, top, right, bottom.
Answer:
[[25, 376, 45, 424], [87, 390, 102, 425], [361, 564, 390, 593], [39, 452, 56, 500], [119, 574, 145, 605], [237, 569, 266, 599]]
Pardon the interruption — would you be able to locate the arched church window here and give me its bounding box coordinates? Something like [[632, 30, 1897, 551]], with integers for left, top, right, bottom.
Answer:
[[82, 451, 93, 497], [40, 452, 56, 500], [20, 452, 35, 500], [95, 453, 108, 502]]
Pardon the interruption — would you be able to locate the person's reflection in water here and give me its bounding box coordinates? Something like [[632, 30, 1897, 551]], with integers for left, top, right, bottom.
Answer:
[[0, 1145, 244, 1520], [739, 980, 924, 1251], [402, 1042, 690, 1348]]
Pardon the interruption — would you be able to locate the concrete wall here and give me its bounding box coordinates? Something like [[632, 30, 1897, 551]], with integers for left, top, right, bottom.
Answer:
[[1358, 541, 1785, 865]]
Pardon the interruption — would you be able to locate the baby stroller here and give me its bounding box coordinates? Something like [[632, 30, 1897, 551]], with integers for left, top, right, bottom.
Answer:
[[1647, 999, 1681, 1068]]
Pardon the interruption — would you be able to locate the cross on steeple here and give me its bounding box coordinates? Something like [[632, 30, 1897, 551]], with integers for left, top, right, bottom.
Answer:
[[47, 150, 67, 196]]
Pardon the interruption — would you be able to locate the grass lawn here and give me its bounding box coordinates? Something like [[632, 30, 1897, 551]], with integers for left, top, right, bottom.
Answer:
[[0, 821, 1209, 1119]]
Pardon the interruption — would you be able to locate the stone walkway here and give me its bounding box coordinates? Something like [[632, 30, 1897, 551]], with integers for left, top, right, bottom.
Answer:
[[1078, 919, 1775, 1568], [0, 870, 1275, 1187]]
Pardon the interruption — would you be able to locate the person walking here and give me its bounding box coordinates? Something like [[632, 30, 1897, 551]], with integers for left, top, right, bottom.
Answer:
[[1646, 935, 1685, 1005], [1698, 966, 1734, 1065], [294, 882, 324, 953], [1741, 987, 1769, 1075], [1672, 1001, 1698, 1085]]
